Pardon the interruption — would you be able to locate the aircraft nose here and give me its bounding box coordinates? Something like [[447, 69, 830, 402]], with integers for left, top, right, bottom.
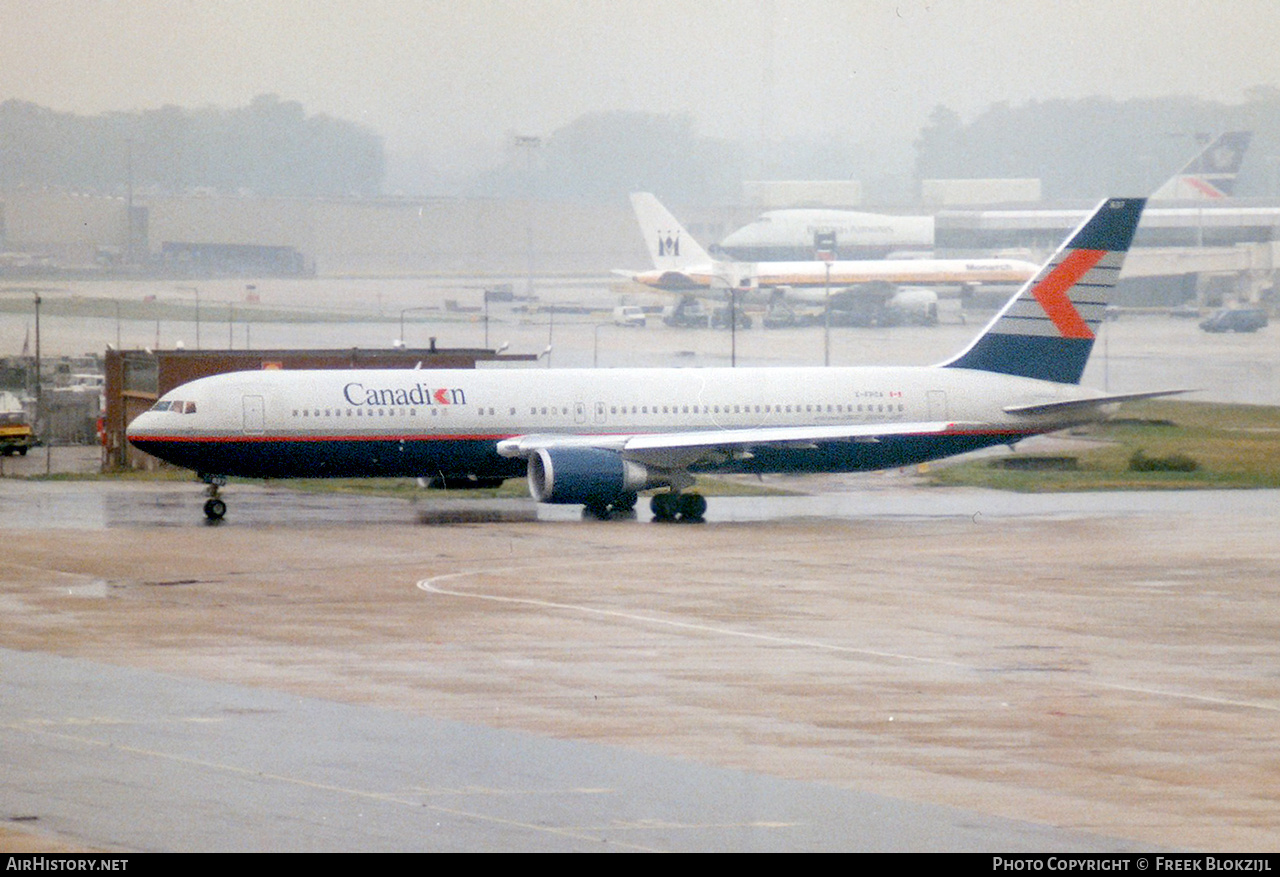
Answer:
[[126, 411, 160, 440]]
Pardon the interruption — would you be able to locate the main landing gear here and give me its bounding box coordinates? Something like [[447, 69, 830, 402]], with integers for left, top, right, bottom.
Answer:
[[582, 492, 639, 521], [201, 474, 228, 521], [649, 491, 707, 523]]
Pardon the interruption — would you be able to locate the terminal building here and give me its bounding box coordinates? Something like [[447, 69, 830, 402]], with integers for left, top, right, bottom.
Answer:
[[5, 181, 1280, 307]]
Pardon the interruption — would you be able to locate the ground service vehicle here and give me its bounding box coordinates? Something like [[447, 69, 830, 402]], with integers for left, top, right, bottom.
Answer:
[[1199, 308, 1267, 333], [0, 409, 35, 456]]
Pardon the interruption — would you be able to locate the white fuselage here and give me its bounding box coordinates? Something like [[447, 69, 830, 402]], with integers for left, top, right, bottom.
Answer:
[[717, 209, 936, 261], [126, 364, 1104, 482], [632, 257, 1039, 298]]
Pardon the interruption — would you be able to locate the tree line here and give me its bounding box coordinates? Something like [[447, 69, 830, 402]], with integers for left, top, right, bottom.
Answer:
[[914, 87, 1280, 201], [0, 94, 384, 197], [4, 89, 1278, 203]]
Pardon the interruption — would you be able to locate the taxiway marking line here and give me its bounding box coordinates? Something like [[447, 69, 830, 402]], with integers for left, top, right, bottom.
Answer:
[[417, 564, 975, 670], [417, 564, 1280, 714]]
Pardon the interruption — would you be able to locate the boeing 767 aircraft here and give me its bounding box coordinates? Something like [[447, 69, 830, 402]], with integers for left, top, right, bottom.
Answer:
[[129, 197, 1174, 522]]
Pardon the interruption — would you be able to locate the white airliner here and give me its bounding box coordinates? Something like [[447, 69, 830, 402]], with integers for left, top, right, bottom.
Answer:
[[718, 207, 934, 262], [717, 131, 1252, 262], [1149, 130, 1252, 200], [129, 197, 1173, 522], [626, 192, 1039, 299]]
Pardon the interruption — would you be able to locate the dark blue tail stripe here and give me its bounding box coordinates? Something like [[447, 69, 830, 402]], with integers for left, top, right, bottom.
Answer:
[[941, 197, 1145, 384]]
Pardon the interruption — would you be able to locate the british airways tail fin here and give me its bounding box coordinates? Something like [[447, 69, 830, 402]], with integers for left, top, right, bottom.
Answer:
[[630, 192, 712, 270], [1151, 131, 1251, 200], [941, 197, 1146, 384]]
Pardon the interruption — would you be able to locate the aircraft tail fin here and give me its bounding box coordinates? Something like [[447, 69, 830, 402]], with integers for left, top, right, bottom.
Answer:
[[1151, 131, 1252, 200], [630, 192, 712, 270], [941, 198, 1146, 384]]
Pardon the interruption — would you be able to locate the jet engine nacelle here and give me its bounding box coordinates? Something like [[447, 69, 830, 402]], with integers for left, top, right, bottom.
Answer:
[[527, 447, 660, 505]]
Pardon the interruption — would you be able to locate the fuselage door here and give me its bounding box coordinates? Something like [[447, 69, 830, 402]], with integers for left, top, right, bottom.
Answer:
[[242, 395, 265, 435], [594, 401, 607, 425], [574, 401, 587, 424], [927, 390, 948, 420]]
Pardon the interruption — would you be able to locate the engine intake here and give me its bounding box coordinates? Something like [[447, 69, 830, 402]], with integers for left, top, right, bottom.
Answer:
[[527, 447, 661, 505]]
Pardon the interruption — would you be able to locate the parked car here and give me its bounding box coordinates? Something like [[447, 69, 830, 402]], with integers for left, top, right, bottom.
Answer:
[[612, 305, 647, 327], [662, 299, 711, 328], [1199, 308, 1268, 333]]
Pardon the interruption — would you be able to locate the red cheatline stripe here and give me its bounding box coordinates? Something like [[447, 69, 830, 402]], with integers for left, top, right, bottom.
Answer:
[[132, 433, 516, 443], [133, 427, 1043, 443], [1032, 248, 1106, 339]]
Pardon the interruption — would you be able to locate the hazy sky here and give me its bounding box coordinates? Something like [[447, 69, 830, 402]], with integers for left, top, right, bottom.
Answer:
[[2, 0, 1277, 170]]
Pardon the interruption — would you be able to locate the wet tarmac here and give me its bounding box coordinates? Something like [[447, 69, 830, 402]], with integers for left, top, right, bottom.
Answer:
[[3, 285, 1279, 851], [1, 474, 1277, 530], [1, 647, 1139, 852], [2, 477, 1279, 851]]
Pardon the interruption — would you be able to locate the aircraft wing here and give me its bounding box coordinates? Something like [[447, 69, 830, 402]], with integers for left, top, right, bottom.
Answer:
[[498, 421, 960, 470]]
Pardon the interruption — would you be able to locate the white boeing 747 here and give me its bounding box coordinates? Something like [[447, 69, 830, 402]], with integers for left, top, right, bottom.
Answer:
[[715, 132, 1252, 263], [129, 197, 1175, 522]]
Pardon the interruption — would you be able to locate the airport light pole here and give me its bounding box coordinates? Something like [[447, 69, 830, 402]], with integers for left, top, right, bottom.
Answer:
[[593, 322, 606, 368], [545, 306, 554, 368], [399, 307, 434, 348], [515, 134, 541, 300], [1, 287, 61, 463], [815, 230, 837, 367], [727, 286, 737, 368], [176, 286, 200, 349], [33, 292, 40, 455]]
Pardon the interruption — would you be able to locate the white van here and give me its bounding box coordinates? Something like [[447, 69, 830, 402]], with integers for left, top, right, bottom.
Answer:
[[612, 305, 647, 327]]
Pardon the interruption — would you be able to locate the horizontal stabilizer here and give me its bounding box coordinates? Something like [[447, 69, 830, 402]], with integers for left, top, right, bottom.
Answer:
[[1003, 389, 1195, 417]]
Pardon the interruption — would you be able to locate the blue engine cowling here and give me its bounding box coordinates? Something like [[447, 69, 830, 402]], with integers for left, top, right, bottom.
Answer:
[[527, 447, 660, 505]]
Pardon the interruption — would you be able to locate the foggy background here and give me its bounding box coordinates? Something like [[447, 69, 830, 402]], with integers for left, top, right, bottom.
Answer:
[[3, 0, 1279, 204]]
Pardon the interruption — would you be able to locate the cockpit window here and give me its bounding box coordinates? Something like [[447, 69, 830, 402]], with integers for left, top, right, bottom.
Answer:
[[150, 400, 197, 413]]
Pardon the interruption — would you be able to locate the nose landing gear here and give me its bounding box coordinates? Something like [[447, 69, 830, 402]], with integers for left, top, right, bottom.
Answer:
[[201, 474, 228, 521]]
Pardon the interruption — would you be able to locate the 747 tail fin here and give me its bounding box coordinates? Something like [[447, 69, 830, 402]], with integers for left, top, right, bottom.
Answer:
[[942, 198, 1146, 384], [630, 192, 712, 270], [1151, 131, 1251, 200]]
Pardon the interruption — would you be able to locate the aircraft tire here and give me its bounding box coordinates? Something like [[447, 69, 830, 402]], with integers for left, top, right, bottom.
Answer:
[[650, 492, 679, 522], [678, 493, 707, 521], [583, 500, 612, 520], [203, 498, 227, 520]]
